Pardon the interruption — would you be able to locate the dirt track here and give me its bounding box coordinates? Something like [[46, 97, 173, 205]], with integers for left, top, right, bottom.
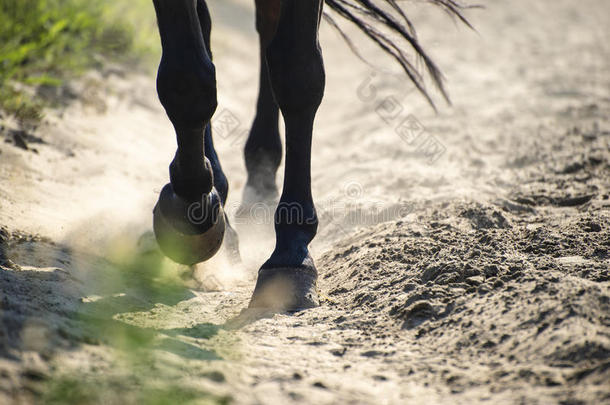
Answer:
[[0, 0, 609, 403]]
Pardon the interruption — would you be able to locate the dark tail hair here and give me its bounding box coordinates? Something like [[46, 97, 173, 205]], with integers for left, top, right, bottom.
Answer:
[[323, 0, 477, 110]]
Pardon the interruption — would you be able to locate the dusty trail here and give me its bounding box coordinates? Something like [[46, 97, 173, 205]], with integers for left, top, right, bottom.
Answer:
[[0, 0, 608, 403]]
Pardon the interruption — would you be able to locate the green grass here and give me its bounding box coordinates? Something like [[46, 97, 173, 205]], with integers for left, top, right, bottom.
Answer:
[[37, 241, 233, 405], [0, 0, 159, 125], [42, 376, 231, 405]]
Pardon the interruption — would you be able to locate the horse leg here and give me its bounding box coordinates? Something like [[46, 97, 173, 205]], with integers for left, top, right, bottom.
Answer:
[[242, 31, 282, 206], [197, 0, 240, 261], [151, 0, 226, 265], [248, 0, 325, 310], [204, 102, 241, 263]]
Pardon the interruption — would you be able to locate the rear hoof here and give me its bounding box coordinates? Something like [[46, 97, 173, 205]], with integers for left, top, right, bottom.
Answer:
[[235, 184, 278, 221], [223, 217, 241, 264], [248, 256, 319, 311], [153, 183, 225, 265]]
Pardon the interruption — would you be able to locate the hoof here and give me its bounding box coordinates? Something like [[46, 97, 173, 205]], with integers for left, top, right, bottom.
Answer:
[[153, 183, 225, 265], [235, 184, 278, 221], [223, 217, 241, 264], [248, 256, 319, 311]]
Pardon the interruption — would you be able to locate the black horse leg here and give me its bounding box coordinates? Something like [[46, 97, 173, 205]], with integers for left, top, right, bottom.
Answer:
[[242, 43, 282, 205], [249, 0, 325, 310], [204, 123, 241, 261], [197, 0, 240, 261], [152, 0, 225, 265]]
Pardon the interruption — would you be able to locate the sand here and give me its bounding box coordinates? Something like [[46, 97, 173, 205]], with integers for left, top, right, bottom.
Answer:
[[0, 0, 608, 403]]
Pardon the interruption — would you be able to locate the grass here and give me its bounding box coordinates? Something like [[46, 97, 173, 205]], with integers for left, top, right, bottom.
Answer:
[[0, 0, 159, 125], [42, 376, 231, 405], [38, 239, 234, 404]]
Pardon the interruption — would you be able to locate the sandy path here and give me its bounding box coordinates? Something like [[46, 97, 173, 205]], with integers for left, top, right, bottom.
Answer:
[[0, 0, 608, 403]]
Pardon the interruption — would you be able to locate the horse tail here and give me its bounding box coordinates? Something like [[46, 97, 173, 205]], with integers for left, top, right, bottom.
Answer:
[[323, 0, 477, 110]]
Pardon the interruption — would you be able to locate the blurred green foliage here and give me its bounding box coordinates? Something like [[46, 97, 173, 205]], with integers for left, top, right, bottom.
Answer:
[[43, 376, 231, 405], [0, 0, 159, 123], [38, 237, 232, 404]]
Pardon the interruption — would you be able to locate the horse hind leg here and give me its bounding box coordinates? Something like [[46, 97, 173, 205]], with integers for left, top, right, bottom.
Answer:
[[239, 0, 283, 213], [197, 0, 240, 262], [242, 47, 281, 205], [205, 123, 241, 263], [248, 0, 325, 311], [152, 0, 230, 265]]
